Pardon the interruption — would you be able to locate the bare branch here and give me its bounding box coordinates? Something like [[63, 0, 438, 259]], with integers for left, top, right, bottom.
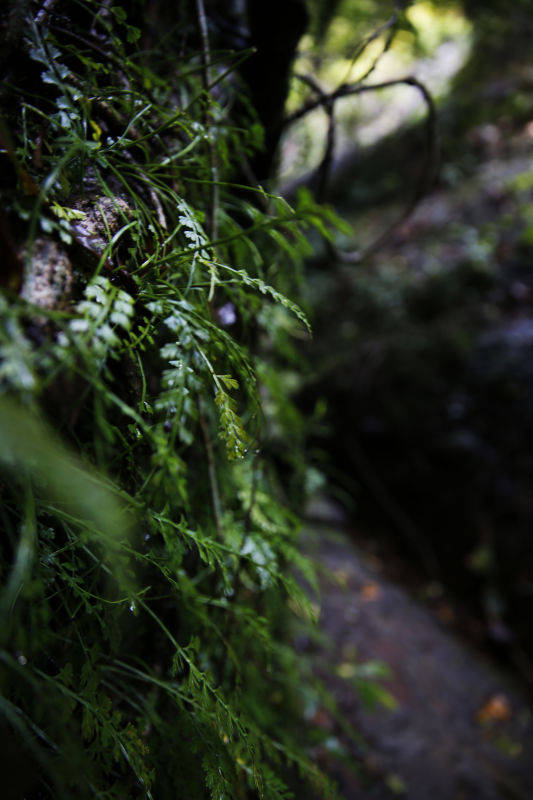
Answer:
[[292, 74, 337, 200], [316, 105, 336, 202], [338, 78, 438, 263], [341, 6, 401, 86], [286, 75, 439, 263], [286, 75, 433, 126]]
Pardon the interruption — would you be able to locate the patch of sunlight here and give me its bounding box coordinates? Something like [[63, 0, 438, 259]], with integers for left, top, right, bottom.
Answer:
[[280, 2, 472, 186], [407, 1, 471, 55]]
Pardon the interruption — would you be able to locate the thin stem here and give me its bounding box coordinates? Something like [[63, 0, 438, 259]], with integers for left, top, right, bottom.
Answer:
[[198, 395, 223, 538], [287, 75, 438, 262], [195, 0, 219, 241]]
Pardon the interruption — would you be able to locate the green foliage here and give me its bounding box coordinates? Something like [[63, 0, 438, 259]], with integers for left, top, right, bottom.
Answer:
[[0, 3, 343, 798]]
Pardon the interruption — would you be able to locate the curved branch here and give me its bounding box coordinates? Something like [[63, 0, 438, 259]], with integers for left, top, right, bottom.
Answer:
[[341, 3, 403, 87], [337, 78, 438, 263], [292, 74, 336, 200], [316, 106, 336, 201], [285, 76, 438, 263], [286, 75, 434, 127]]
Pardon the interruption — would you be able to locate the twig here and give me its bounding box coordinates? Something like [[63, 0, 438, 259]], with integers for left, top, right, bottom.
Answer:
[[195, 0, 219, 241], [286, 75, 434, 128], [293, 74, 336, 200], [286, 75, 438, 263], [294, 72, 327, 100], [316, 104, 336, 202], [338, 78, 438, 263], [49, 23, 123, 64], [341, 4, 402, 86]]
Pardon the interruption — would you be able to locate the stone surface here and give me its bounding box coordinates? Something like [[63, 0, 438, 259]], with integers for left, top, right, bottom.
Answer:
[[304, 526, 533, 799]]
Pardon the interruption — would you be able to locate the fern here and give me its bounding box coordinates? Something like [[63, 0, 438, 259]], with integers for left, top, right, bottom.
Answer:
[[0, 297, 37, 394], [61, 276, 135, 360], [0, 4, 346, 799], [215, 385, 249, 460], [217, 263, 312, 335]]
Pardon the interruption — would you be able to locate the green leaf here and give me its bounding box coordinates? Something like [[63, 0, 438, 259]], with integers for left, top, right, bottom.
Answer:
[[111, 6, 128, 23], [0, 398, 135, 589]]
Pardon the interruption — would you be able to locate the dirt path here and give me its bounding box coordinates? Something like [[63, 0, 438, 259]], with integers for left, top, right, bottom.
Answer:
[[303, 525, 533, 799]]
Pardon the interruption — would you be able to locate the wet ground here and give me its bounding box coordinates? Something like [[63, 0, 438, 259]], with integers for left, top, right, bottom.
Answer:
[[303, 522, 533, 799]]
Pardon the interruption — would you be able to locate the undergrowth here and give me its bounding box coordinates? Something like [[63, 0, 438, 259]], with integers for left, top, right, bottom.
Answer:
[[0, 2, 344, 798]]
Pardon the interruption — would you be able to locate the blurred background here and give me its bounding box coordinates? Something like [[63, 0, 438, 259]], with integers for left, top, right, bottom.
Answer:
[[277, 0, 533, 669], [2, 1, 533, 796]]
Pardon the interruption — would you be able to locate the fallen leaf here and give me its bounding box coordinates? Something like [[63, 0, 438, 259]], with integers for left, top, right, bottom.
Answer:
[[476, 693, 512, 725], [361, 582, 381, 602]]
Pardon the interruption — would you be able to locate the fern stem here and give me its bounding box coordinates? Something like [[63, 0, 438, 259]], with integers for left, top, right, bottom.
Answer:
[[195, 0, 219, 242], [198, 395, 223, 538]]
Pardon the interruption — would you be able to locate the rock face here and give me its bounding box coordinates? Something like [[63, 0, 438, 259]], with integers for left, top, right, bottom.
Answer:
[[305, 525, 533, 800], [19, 196, 135, 317], [69, 195, 132, 257], [21, 237, 73, 312]]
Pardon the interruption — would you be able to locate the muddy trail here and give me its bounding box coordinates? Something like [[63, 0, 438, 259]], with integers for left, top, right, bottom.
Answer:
[[297, 125, 533, 794], [298, 144, 533, 795], [302, 522, 533, 800]]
